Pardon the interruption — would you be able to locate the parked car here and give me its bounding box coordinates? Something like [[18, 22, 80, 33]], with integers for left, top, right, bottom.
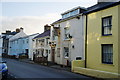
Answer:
[[0, 60, 8, 79]]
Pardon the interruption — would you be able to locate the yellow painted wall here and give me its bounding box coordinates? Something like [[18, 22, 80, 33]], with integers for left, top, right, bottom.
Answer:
[[72, 60, 85, 71], [87, 6, 119, 73], [118, 5, 120, 76]]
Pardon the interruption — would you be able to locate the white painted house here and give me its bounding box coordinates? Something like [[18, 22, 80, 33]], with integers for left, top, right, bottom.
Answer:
[[0, 35, 3, 56], [8, 28, 27, 56], [33, 25, 51, 62], [8, 28, 39, 60], [51, 6, 87, 66], [28, 33, 39, 60]]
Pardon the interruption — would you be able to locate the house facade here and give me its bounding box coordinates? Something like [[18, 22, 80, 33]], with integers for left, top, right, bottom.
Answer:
[[8, 28, 39, 59], [28, 33, 39, 60], [8, 28, 27, 56], [33, 25, 51, 62], [1, 30, 18, 55], [51, 6, 87, 66], [72, 1, 120, 78], [85, 2, 120, 78], [0, 36, 3, 56]]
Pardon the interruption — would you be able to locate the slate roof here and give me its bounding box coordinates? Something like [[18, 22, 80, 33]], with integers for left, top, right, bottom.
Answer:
[[51, 14, 82, 25], [11, 31, 18, 35], [33, 30, 50, 39], [2, 31, 18, 35], [52, 2, 120, 25], [84, 2, 120, 14]]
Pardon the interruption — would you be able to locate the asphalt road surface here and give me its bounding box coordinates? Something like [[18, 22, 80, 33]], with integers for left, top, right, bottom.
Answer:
[[3, 58, 96, 80]]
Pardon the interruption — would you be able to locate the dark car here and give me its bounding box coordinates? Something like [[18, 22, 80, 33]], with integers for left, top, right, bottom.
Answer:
[[0, 60, 8, 79]]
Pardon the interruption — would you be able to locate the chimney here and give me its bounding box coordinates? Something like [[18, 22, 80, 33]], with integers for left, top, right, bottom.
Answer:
[[20, 27, 24, 32], [6, 30, 11, 34], [16, 28, 20, 33], [44, 24, 51, 31]]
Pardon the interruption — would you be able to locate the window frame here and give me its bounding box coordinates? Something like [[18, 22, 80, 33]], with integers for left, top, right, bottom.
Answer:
[[101, 44, 113, 64], [64, 27, 70, 39], [102, 16, 112, 36], [64, 47, 69, 58]]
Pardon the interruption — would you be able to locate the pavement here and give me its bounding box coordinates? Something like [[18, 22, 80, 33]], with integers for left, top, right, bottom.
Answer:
[[19, 58, 71, 72]]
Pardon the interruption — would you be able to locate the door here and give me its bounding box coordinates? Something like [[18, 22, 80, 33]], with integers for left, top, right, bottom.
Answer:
[[51, 49, 55, 63]]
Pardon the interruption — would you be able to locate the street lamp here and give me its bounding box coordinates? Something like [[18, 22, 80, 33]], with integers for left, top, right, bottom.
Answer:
[[49, 42, 56, 48]]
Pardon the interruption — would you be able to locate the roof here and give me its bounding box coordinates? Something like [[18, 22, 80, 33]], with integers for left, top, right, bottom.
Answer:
[[51, 2, 120, 25], [21, 33, 39, 38], [84, 2, 120, 14], [2, 31, 18, 35], [11, 31, 18, 35], [61, 6, 86, 15], [51, 14, 82, 25], [33, 30, 50, 39], [51, 6, 87, 25], [9, 31, 27, 41]]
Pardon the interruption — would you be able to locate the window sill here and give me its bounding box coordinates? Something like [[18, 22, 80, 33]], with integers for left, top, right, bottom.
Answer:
[[102, 62, 113, 65], [64, 57, 69, 59], [64, 39, 70, 41], [102, 34, 112, 36]]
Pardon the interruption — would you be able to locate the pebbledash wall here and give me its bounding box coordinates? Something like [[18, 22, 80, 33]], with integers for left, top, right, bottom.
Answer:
[[51, 7, 86, 66]]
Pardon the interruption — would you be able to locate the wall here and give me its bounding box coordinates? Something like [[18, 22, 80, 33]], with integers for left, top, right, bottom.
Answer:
[[118, 5, 120, 76], [53, 15, 85, 65], [0, 37, 3, 56], [87, 6, 119, 73], [8, 30, 27, 55], [28, 34, 39, 60], [33, 36, 51, 61]]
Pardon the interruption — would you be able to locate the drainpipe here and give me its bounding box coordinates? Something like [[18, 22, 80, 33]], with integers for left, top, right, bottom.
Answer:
[[85, 15, 88, 68]]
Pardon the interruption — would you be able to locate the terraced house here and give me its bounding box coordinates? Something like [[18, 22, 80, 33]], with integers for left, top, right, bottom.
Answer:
[[72, 1, 120, 78], [0, 36, 3, 56], [1, 30, 18, 56], [8, 28, 38, 59], [51, 6, 87, 66], [33, 25, 51, 62]]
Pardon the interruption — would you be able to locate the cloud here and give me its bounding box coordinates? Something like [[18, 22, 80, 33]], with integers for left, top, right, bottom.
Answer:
[[1, 13, 61, 35], [1, 0, 97, 2]]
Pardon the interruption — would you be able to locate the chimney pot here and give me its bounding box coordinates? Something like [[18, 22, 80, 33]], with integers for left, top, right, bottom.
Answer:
[[20, 27, 24, 32]]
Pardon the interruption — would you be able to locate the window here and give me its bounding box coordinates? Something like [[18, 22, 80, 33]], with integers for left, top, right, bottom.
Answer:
[[49, 50, 51, 54], [64, 47, 69, 58], [70, 9, 79, 16], [102, 44, 113, 64], [45, 50, 48, 57], [102, 16, 112, 36], [57, 48, 60, 57], [16, 40, 18, 44], [64, 27, 69, 39], [62, 9, 79, 19], [23, 40, 24, 44], [46, 38, 49, 45], [26, 39, 29, 43]]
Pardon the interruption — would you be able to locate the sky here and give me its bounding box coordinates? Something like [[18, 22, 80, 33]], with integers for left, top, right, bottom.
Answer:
[[0, 0, 97, 35]]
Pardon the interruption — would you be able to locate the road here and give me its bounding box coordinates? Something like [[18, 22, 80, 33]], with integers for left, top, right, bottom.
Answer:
[[4, 58, 96, 79]]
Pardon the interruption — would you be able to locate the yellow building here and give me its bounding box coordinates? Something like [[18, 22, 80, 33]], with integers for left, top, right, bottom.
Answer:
[[72, 2, 120, 78]]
